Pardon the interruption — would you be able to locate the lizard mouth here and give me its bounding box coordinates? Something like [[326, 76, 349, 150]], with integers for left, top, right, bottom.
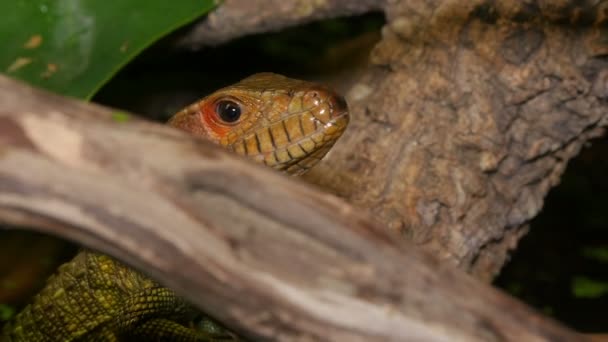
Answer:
[[231, 88, 350, 175]]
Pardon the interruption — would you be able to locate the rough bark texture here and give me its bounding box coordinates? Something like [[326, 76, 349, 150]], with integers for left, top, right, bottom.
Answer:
[[310, 0, 608, 280], [0, 75, 589, 342]]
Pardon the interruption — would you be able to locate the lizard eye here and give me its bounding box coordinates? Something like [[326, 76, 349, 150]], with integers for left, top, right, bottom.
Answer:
[[215, 100, 241, 123]]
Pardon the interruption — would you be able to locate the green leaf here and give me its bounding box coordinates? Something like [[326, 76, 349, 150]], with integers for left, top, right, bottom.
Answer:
[[0, 304, 15, 321], [0, 0, 216, 100], [581, 246, 608, 264], [572, 276, 608, 298]]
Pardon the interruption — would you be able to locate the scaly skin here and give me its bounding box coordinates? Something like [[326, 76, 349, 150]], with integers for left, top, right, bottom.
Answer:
[[1, 73, 349, 342]]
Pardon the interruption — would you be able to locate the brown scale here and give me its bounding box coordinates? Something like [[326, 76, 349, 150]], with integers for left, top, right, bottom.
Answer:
[[169, 72, 349, 176]]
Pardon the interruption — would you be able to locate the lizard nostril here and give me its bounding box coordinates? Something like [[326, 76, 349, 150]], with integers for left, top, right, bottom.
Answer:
[[332, 95, 348, 113], [306, 86, 348, 116]]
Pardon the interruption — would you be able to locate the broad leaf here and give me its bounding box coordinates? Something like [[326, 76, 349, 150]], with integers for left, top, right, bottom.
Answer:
[[0, 0, 216, 99]]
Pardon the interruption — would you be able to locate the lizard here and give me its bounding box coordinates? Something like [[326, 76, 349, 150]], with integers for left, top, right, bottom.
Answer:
[[0, 72, 350, 341]]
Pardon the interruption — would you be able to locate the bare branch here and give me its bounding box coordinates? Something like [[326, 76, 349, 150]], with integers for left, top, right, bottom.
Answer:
[[177, 0, 385, 48]]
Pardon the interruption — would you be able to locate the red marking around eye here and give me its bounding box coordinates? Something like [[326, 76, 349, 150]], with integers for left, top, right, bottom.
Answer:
[[198, 99, 234, 139]]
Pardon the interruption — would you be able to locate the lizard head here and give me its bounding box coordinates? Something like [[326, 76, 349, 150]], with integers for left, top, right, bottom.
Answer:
[[168, 72, 349, 175]]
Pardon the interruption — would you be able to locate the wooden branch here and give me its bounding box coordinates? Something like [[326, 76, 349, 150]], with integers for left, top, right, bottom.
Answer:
[[177, 0, 384, 48], [0, 75, 588, 340]]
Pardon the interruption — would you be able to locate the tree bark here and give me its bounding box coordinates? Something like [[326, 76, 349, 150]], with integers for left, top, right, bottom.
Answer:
[[179, 0, 608, 280], [0, 74, 589, 341], [308, 0, 608, 280]]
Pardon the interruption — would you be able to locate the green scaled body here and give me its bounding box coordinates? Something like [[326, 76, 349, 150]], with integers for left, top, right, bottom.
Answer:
[[1, 251, 236, 341]]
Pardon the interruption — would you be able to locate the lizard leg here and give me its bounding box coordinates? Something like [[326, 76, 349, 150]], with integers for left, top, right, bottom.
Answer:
[[76, 326, 120, 342], [114, 286, 237, 341], [129, 318, 237, 341]]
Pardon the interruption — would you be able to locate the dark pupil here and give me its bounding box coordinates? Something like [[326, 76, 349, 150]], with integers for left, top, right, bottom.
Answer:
[[216, 101, 241, 123]]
